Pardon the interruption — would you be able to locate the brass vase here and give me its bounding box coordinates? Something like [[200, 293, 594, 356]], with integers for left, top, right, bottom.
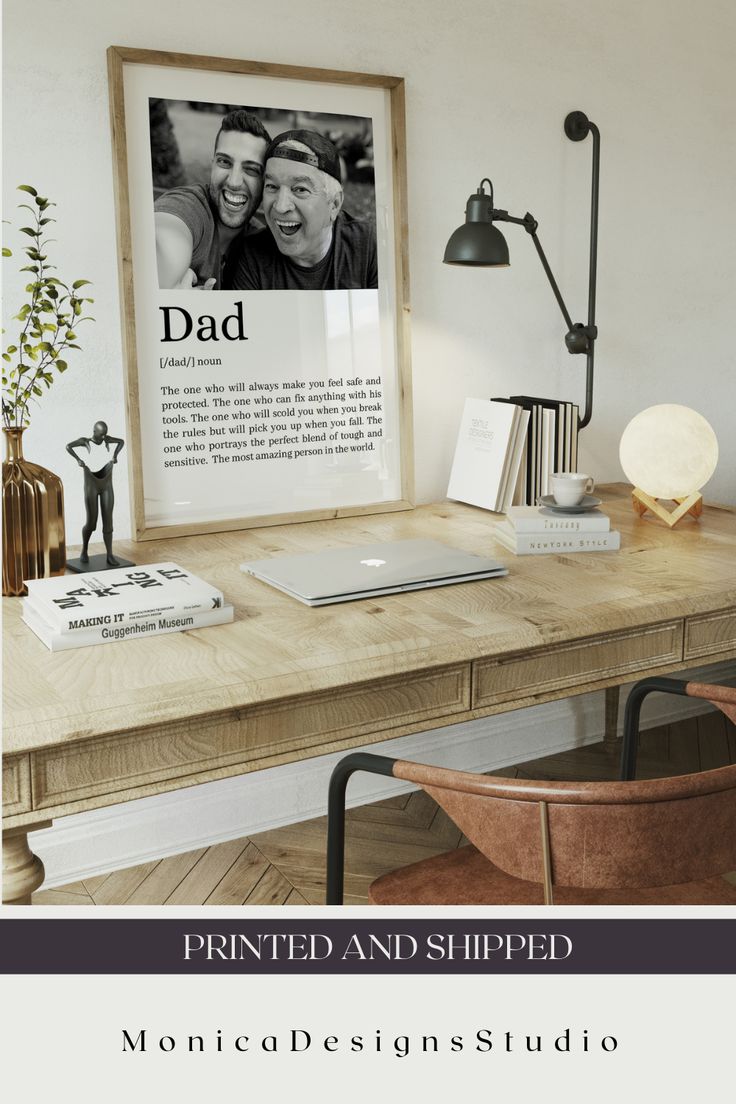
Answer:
[[2, 427, 66, 596]]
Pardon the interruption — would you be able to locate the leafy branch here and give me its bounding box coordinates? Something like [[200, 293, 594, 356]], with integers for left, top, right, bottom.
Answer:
[[2, 185, 94, 430]]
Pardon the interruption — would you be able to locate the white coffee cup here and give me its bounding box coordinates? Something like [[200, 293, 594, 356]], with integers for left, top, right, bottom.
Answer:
[[550, 472, 595, 507]]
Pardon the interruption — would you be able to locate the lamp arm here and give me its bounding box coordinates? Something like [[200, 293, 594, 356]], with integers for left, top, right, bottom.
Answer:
[[530, 220, 598, 429], [492, 209, 576, 338], [586, 122, 601, 345], [579, 121, 601, 429], [579, 339, 595, 429], [529, 225, 576, 334]]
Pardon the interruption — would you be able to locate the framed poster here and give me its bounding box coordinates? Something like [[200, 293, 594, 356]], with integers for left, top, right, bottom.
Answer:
[[107, 47, 413, 540]]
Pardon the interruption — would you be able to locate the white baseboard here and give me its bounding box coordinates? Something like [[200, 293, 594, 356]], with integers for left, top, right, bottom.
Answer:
[[30, 660, 736, 889]]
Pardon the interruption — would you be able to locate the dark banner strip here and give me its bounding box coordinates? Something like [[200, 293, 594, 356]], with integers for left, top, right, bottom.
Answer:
[[1, 919, 735, 974]]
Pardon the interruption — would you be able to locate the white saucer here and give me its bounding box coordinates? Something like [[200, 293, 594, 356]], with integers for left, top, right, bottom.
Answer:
[[538, 494, 602, 514]]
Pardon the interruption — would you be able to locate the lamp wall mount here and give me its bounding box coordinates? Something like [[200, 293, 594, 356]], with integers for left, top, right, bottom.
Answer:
[[564, 109, 593, 143]]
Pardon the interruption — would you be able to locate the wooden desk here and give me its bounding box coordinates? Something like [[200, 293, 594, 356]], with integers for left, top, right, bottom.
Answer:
[[4, 484, 736, 902]]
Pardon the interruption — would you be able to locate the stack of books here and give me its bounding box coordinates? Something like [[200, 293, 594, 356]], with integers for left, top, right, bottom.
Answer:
[[494, 505, 621, 556], [447, 398, 530, 513], [494, 395, 580, 506], [22, 562, 234, 650]]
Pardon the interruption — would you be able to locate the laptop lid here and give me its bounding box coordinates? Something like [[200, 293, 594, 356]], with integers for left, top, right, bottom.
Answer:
[[241, 539, 507, 604]]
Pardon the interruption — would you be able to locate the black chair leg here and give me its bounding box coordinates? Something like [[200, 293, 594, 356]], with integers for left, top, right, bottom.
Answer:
[[620, 678, 689, 780], [326, 753, 397, 904]]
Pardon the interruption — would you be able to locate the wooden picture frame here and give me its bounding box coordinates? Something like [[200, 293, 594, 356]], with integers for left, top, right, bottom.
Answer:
[[107, 46, 413, 540]]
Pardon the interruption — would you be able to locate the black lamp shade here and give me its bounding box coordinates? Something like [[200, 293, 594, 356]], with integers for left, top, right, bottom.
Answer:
[[443, 221, 510, 266], [443, 191, 510, 266]]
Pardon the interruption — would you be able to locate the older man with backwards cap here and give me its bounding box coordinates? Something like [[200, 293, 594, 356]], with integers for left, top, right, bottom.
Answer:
[[229, 129, 378, 291]]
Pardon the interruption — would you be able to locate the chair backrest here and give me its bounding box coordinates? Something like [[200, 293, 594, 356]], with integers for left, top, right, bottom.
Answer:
[[392, 759, 736, 896], [685, 681, 736, 725]]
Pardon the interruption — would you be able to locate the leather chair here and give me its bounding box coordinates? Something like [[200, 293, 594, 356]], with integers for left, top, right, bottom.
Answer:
[[326, 677, 736, 905]]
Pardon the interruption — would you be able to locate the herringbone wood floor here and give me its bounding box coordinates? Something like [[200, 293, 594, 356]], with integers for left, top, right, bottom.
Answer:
[[33, 710, 736, 906]]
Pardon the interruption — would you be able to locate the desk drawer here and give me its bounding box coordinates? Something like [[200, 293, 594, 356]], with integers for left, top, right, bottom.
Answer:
[[473, 621, 683, 707], [2, 755, 31, 817], [685, 610, 736, 660], [31, 664, 470, 809]]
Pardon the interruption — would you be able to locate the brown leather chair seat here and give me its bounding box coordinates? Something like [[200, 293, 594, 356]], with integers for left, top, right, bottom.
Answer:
[[326, 678, 736, 905], [369, 842, 736, 905]]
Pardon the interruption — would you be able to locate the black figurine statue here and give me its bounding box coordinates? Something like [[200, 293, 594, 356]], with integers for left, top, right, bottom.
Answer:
[[66, 421, 134, 572]]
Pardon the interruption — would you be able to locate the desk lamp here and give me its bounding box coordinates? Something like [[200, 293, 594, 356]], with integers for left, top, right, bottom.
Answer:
[[443, 110, 599, 429], [619, 404, 718, 527]]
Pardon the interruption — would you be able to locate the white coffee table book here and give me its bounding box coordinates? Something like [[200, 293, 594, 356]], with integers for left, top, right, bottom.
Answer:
[[21, 562, 233, 650], [447, 398, 529, 513], [505, 505, 610, 532]]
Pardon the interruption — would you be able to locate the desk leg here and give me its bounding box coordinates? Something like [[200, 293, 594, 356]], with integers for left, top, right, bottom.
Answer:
[[3, 825, 51, 904], [604, 686, 620, 746]]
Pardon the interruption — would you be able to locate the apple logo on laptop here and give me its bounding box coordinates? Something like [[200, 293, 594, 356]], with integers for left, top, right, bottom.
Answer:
[[360, 558, 386, 567]]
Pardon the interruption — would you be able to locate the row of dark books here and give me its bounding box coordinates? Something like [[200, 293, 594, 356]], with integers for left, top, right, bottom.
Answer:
[[494, 395, 580, 507]]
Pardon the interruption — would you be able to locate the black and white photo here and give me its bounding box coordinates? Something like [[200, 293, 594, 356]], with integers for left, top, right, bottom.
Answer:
[[151, 99, 378, 292]]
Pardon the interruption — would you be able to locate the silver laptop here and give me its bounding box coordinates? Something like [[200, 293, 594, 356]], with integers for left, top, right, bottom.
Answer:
[[240, 539, 508, 606]]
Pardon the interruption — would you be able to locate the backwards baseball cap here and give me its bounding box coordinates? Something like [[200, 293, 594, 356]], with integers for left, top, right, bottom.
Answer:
[[265, 129, 342, 183]]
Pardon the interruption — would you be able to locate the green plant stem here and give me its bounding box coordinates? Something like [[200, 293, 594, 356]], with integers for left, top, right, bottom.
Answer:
[[3, 193, 93, 430]]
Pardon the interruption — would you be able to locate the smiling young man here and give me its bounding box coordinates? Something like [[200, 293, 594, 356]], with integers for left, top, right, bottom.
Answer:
[[154, 108, 270, 290], [229, 129, 378, 291]]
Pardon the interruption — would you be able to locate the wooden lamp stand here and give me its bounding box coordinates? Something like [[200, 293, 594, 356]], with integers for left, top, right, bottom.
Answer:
[[631, 487, 703, 528]]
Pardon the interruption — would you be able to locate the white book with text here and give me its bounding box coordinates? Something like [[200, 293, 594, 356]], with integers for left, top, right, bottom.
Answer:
[[24, 562, 224, 632], [447, 399, 524, 512], [506, 506, 611, 533], [22, 600, 234, 651], [494, 525, 621, 555]]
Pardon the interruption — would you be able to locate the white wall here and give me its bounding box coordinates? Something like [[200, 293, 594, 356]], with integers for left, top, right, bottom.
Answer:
[[4, 0, 736, 547]]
